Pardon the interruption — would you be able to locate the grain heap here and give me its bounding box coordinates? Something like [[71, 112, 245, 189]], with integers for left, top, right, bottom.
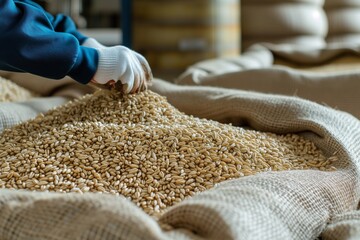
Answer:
[[0, 77, 37, 102], [0, 90, 337, 215]]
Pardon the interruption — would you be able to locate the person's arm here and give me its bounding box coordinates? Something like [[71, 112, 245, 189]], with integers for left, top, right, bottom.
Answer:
[[0, 0, 97, 84], [1, 0, 152, 93]]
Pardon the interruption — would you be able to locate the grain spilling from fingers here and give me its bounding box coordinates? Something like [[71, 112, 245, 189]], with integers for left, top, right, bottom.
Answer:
[[0, 90, 337, 216], [0, 77, 37, 102]]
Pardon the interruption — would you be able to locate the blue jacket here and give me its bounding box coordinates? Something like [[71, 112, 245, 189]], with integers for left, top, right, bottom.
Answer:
[[0, 0, 98, 84]]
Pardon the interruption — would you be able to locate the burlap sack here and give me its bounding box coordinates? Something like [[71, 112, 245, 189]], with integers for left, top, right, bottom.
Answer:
[[0, 71, 94, 99], [321, 211, 360, 240], [241, 0, 327, 50], [0, 72, 94, 132], [0, 97, 68, 133], [325, 0, 360, 46], [176, 43, 360, 120], [0, 79, 359, 239]]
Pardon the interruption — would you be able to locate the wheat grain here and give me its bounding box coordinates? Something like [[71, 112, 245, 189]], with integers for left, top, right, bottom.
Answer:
[[0, 90, 337, 216]]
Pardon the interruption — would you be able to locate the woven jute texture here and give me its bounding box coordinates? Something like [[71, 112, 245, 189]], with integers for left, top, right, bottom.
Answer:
[[321, 211, 360, 240], [0, 79, 359, 239], [0, 77, 37, 102], [176, 43, 360, 120], [0, 97, 68, 132], [0, 74, 90, 132]]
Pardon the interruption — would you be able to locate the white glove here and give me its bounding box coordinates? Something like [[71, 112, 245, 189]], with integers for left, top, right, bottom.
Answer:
[[82, 38, 106, 49], [90, 45, 152, 94]]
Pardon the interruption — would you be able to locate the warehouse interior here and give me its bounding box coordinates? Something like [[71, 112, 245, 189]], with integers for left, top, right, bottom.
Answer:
[[1, 1, 360, 239]]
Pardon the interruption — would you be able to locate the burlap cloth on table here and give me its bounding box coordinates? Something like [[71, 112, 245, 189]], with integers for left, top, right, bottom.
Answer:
[[0, 78, 359, 240], [176, 43, 360, 120]]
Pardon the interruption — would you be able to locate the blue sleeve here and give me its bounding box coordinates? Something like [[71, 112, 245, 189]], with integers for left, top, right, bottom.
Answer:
[[0, 0, 98, 84]]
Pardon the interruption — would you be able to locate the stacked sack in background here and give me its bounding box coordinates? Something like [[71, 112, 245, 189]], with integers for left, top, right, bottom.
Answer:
[[241, 0, 360, 50], [241, 0, 327, 50], [325, 0, 360, 44]]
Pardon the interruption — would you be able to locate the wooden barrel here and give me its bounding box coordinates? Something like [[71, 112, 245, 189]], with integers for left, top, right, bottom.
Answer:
[[132, 0, 240, 80]]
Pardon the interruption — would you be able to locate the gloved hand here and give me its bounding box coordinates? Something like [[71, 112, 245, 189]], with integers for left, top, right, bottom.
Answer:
[[82, 38, 106, 49], [82, 38, 152, 94]]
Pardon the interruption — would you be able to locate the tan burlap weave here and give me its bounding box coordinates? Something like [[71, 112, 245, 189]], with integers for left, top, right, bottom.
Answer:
[[0, 96, 68, 132], [321, 211, 360, 240], [0, 72, 93, 132], [176, 43, 360, 120], [0, 78, 359, 239]]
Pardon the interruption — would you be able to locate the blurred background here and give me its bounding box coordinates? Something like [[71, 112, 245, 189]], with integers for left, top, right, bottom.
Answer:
[[33, 0, 241, 80], [33, 0, 122, 46], [33, 0, 360, 80]]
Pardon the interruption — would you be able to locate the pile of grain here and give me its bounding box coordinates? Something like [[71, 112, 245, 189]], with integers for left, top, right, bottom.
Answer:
[[0, 77, 37, 102], [0, 90, 337, 215]]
